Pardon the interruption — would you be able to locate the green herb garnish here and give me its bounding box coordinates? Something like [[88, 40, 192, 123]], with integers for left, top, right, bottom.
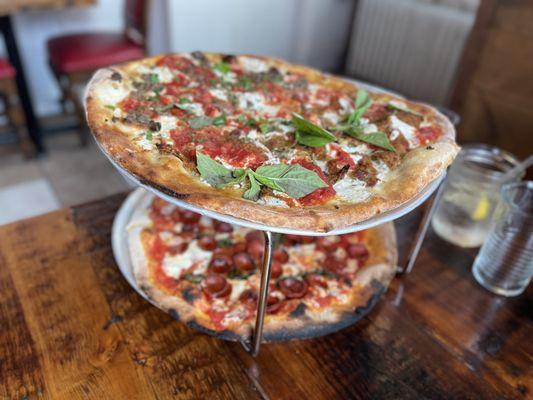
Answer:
[[149, 73, 159, 85], [195, 152, 327, 202], [188, 112, 226, 129], [237, 76, 253, 91], [335, 89, 396, 152], [387, 102, 423, 117], [145, 131, 153, 141], [217, 238, 233, 248], [184, 274, 204, 284], [104, 104, 115, 110], [292, 113, 337, 147], [212, 112, 227, 127], [179, 98, 192, 104], [154, 103, 174, 113], [214, 62, 231, 74]]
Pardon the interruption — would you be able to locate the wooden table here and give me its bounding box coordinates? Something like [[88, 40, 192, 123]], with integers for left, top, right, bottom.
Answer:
[[0, 193, 531, 399]]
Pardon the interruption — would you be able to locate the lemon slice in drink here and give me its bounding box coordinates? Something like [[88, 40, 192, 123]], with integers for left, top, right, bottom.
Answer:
[[472, 194, 490, 220]]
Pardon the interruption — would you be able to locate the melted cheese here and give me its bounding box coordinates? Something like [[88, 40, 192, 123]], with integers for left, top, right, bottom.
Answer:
[[239, 57, 269, 73], [389, 115, 418, 148], [209, 88, 228, 101], [97, 82, 128, 104], [333, 178, 372, 202], [229, 280, 249, 302], [237, 92, 278, 116], [162, 241, 212, 278]]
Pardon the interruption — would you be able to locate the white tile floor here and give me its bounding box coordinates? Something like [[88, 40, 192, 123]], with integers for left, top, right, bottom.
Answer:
[[0, 179, 60, 225], [0, 132, 131, 226]]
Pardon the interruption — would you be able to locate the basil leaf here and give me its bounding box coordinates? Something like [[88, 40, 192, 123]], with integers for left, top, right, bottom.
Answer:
[[345, 128, 396, 152], [292, 113, 336, 147], [387, 102, 423, 117], [243, 171, 261, 201], [220, 168, 247, 187], [259, 123, 273, 133], [179, 98, 191, 104], [155, 103, 175, 113], [212, 113, 227, 127], [149, 73, 159, 84], [104, 104, 115, 110], [237, 76, 253, 91], [189, 116, 213, 129], [184, 274, 204, 284], [253, 164, 327, 198], [295, 131, 333, 147], [145, 131, 153, 141], [217, 238, 233, 247], [348, 89, 372, 124], [214, 62, 231, 74], [196, 151, 235, 186]]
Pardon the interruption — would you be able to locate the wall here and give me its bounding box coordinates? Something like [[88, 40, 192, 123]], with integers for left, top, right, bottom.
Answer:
[[450, 0, 533, 157], [167, 0, 354, 72]]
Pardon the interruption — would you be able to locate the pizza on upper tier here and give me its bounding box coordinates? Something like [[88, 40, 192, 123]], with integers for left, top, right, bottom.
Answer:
[[86, 52, 459, 232]]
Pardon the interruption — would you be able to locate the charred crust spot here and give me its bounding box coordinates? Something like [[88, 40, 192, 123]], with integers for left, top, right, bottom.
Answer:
[[110, 71, 122, 81], [186, 320, 241, 341], [289, 303, 306, 318], [168, 308, 180, 321], [182, 287, 198, 304], [222, 54, 236, 63], [191, 51, 208, 64], [139, 179, 191, 200], [426, 145, 435, 150], [334, 205, 340, 209], [149, 120, 161, 132]]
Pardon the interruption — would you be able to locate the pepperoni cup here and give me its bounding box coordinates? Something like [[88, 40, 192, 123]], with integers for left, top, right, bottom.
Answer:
[[208, 256, 232, 274], [202, 274, 232, 298], [278, 278, 308, 299]]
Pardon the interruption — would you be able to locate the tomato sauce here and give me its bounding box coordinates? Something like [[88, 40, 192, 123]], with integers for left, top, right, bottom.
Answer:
[[416, 126, 441, 145], [206, 309, 228, 330], [292, 159, 336, 206]]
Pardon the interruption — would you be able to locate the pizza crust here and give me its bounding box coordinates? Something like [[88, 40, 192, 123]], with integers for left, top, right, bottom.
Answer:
[[127, 194, 397, 342], [87, 53, 459, 232]]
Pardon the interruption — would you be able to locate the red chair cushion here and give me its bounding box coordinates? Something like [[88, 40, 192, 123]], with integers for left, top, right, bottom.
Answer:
[[0, 58, 15, 79], [47, 32, 144, 74]]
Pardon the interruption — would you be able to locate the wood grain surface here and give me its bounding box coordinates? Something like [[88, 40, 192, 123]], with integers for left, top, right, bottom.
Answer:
[[0, 0, 95, 16], [0, 193, 531, 399]]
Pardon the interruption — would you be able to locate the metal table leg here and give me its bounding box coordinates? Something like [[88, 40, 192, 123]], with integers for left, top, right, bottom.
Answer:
[[241, 230, 280, 356], [0, 15, 44, 154], [398, 176, 447, 274]]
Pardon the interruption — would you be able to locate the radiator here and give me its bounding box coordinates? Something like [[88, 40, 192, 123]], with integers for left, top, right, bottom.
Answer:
[[345, 0, 478, 105]]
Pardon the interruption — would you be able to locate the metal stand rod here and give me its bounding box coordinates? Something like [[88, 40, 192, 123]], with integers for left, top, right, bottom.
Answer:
[[242, 231, 278, 356], [398, 176, 447, 274]]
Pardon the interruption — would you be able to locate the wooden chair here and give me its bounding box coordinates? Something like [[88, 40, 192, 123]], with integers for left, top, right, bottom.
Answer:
[[46, 0, 148, 145], [0, 57, 32, 156]]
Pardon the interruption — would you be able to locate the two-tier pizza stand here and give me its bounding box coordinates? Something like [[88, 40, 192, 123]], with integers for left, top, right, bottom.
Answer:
[[96, 80, 449, 356]]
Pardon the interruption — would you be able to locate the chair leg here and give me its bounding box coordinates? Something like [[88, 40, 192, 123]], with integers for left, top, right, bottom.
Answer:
[[3, 78, 35, 157], [66, 82, 90, 146]]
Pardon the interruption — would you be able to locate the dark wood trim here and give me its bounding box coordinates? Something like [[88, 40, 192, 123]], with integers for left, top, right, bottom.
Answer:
[[447, 0, 499, 111]]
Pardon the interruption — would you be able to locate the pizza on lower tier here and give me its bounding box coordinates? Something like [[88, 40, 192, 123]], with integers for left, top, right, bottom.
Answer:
[[87, 52, 459, 232], [128, 194, 397, 341]]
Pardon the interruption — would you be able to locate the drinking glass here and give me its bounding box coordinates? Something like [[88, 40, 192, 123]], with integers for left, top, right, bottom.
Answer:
[[472, 181, 533, 297], [432, 144, 520, 247]]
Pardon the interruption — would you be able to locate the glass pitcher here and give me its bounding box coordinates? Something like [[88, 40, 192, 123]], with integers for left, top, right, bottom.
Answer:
[[431, 144, 520, 248]]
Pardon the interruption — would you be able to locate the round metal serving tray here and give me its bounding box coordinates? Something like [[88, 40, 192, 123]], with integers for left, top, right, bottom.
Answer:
[[112, 188, 395, 344], [105, 149, 444, 236]]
